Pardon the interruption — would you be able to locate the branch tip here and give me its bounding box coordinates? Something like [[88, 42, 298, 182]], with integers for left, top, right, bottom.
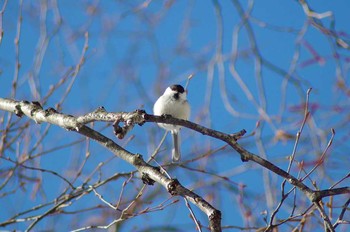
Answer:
[[94, 106, 106, 113], [232, 129, 246, 140], [307, 87, 312, 95]]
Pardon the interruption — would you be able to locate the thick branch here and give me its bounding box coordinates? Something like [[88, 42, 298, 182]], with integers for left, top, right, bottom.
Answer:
[[1, 98, 348, 231], [0, 98, 221, 232]]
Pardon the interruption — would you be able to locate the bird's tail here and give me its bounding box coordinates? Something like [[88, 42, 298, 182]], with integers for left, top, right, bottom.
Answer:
[[171, 131, 181, 162]]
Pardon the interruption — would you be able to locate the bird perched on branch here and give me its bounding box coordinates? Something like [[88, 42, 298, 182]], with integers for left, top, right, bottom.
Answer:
[[153, 84, 190, 162]]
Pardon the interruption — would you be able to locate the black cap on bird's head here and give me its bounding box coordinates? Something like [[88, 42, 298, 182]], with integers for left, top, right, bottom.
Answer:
[[170, 84, 185, 93]]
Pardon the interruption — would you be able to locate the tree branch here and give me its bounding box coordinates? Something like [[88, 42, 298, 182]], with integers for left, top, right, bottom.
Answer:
[[1, 97, 348, 231], [0, 98, 221, 232]]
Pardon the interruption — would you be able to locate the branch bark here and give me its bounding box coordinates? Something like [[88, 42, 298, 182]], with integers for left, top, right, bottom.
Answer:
[[1, 97, 349, 231], [0, 98, 221, 232]]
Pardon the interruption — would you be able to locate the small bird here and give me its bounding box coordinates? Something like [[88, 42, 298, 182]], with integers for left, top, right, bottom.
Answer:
[[153, 84, 190, 162]]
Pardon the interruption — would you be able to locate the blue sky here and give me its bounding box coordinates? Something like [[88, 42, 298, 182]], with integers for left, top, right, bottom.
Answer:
[[0, 1, 349, 231]]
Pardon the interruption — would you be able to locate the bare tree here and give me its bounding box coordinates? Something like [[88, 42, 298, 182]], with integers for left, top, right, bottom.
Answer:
[[0, 1, 349, 231]]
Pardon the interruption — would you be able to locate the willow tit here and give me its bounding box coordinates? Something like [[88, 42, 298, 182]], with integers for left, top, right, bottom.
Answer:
[[153, 84, 190, 162]]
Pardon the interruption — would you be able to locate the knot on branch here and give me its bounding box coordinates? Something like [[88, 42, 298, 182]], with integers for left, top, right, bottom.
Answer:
[[141, 173, 155, 185], [240, 155, 249, 162], [29, 101, 43, 117], [113, 109, 146, 139], [209, 209, 222, 220], [167, 179, 180, 196], [14, 104, 24, 117], [32, 101, 43, 109], [132, 153, 143, 166], [310, 191, 322, 203], [140, 166, 161, 186], [44, 107, 58, 116]]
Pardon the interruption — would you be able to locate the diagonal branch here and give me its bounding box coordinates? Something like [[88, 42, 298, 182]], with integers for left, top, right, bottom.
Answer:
[[0, 98, 221, 232], [1, 97, 349, 231]]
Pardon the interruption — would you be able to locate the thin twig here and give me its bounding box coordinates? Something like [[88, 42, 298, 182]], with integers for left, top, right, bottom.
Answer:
[[184, 197, 202, 232]]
